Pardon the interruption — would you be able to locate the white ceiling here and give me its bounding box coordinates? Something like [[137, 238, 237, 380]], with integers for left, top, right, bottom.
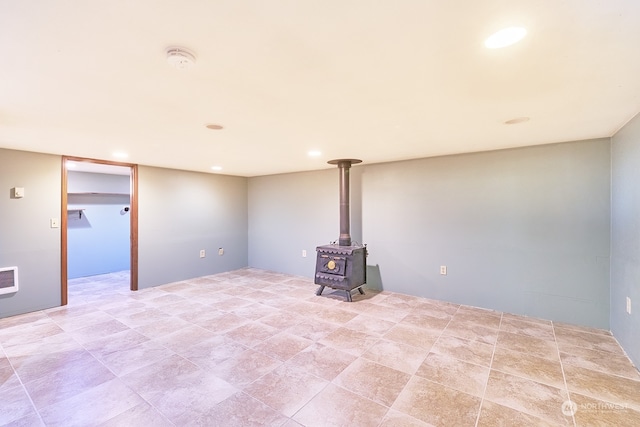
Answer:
[[1, 1, 639, 177]]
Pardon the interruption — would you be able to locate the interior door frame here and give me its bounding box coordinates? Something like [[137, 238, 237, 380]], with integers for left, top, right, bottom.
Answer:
[[61, 156, 139, 305]]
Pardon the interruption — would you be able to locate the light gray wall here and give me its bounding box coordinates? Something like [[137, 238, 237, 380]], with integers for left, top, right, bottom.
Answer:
[[138, 166, 248, 288], [248, 139, 611, 328], [0, 149, 61, 317], [249, 168, 345, 276], [611, 112, 640, 368]]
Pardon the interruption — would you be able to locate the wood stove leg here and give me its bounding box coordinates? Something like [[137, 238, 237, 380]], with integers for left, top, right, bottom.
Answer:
[[315, 285, 325, 296], [358, 287, 365, 295], [345, 290, 353, 302]]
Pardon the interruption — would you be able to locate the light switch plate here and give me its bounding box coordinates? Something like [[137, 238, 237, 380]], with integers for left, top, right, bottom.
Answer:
[[50, 218, 59, 228], [13, 187, 24, 198]]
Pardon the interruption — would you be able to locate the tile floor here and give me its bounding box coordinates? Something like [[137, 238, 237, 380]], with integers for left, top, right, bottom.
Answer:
[[1, 268, 639, 426]]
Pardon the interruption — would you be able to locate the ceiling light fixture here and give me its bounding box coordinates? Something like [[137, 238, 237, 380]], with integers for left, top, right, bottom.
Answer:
[[308, 150, 322, 157], [205, 124, 224, 130], [211, 166, 222, 171], [166, 46, 197, 70], [504, 117, 530, 125], [484, 27, 527, 49], [112, 152, 129, 159]]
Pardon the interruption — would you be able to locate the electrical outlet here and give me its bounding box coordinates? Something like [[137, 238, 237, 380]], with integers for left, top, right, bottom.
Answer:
[[627, 297, 632, 314], [199, 249, 205, 258], [440, 265, 447, 275], [218, 248, 224, 256], [302, 250, 307, 257]]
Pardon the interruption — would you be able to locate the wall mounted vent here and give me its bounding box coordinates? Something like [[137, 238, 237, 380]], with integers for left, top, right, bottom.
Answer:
[[0, 266, 18, 295]]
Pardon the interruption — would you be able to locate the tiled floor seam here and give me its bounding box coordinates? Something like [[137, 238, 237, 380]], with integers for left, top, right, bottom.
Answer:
[[473, 311, 502, 427], [552, 321, 578, 427]]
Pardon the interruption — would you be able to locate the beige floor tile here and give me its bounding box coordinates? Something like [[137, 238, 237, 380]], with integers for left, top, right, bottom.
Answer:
[[6, 335, 84, 382], [154, 324, 218, 352], [571, 391, 640, 427], [67, 319, 130, 345], [392, 375, 481, 426], [231, 302, 280, 321], [400, 311, 451, 334], [499, 316, 556, 341], [180, 335, 248, 370], [553, 321, 612, 337], [477, 400, 559, 427], [492, 346, 565, 389], [225, 321, 281, 347], [253, 331, 313, 361], [209, 348, 282, 388], [554, 326, 626, 355], [560, 343, 640, 380], [452, 310, 502, 330], [563, 364, 640, 412], [178, 391, 288, 427], [363, 338, 429, 374], [334, 357, 411, 407], [383, 324, 440, 351], [319, 326, 380, 356], [133, 315, 191, 339], [496, 330, 559, 361], [0, 384, 37, 426], [293, 383, 388, 427], [443, 318, 499, 345], [501, 312, 552, 326], [379, 409, 434, 427], [343, 313, 397, 336], [415, 352, 490, 397], [99, 402, 174, 426], [484, 370, 573, 425], [364, 303, 411, 322], [415, 299, 460, 316], [38, 378, 143, 426], [244, 363, 327, 417], [286, 343, 357, 381], [286, 318, 341, 341], [22, 350, 116, 410], [430, 334, 495, 367]]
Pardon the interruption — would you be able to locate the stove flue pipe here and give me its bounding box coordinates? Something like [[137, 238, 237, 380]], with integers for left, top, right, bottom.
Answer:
[[328, 159, 362, 247]]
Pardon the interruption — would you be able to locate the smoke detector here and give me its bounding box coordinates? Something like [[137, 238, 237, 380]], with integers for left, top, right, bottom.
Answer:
[[166, 47, 196, 70]]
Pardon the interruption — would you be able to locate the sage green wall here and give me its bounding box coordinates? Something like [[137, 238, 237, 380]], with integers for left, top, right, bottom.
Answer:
[[138, 165, 248, 288], [0, 149, 61, 317], [248, 139, 611, 328], [611, 112, 640, 368]]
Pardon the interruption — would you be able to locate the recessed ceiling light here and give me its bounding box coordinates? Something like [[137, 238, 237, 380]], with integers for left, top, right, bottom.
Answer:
[[211, 166, 222, 171], [112, 152, 129, 159], [504, 117, 530, 125], [484, 27, 527, 49], [205, 124, 224, 130], [308, 150, 322, 157], [166, 47, 197, 70]]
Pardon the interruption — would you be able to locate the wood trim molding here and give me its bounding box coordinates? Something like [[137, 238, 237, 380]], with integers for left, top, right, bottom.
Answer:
[[61, 156, 139, 302]]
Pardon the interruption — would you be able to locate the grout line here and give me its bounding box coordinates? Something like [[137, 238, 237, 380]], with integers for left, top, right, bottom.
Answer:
[[473, 312, 501, 427], [552, 321, 577, 427]]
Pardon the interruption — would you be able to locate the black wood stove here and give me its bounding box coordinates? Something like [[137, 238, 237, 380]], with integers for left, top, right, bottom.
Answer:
[[314, 159, 367, 302]]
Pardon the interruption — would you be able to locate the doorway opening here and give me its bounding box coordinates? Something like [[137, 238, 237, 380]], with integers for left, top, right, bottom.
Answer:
[[61, 156, 138, 305]]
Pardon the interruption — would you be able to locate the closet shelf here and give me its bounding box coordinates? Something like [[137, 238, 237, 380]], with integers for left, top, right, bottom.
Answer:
[[68, 192, 130, 196]]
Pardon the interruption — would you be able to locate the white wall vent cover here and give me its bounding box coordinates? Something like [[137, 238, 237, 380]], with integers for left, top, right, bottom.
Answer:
[[0, 266, 18, 295]]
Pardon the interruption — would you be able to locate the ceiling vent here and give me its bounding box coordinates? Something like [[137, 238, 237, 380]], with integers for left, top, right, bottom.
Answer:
[[166, 47, 197, 70]]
